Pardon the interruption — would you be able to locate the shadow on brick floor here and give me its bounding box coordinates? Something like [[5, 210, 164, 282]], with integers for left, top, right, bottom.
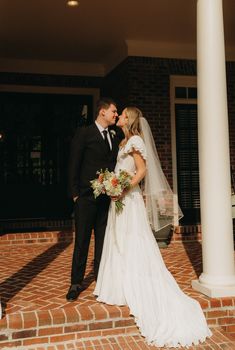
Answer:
[[0, 240, 72, 317]]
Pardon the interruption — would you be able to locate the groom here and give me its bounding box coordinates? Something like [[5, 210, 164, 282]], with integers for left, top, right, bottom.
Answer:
[[66, 98, 121, 301]]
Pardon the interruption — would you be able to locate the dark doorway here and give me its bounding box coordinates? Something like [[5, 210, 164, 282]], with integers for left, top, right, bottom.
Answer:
[[175, 103, 200, 224], [0, 91, 93, 230]]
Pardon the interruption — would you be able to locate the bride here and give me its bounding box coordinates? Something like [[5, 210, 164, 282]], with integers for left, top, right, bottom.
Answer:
[[93, 107, 212, 348]]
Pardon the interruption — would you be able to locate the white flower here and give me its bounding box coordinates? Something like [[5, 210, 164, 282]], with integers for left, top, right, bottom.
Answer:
[[110, 130, 116, 138]]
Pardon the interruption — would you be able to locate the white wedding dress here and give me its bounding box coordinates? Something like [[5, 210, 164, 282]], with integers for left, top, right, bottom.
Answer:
[[94, 136, 212, 348]]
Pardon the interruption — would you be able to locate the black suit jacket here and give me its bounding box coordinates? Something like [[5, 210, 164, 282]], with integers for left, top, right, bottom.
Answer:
[[69, 123, 122, 198]]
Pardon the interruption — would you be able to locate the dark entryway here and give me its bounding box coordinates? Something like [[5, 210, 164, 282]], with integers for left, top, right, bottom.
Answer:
[[0, 91, 93, 230]]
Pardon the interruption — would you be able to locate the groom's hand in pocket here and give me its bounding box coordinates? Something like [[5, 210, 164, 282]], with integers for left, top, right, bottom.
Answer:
[[73, 196, 79, 203]]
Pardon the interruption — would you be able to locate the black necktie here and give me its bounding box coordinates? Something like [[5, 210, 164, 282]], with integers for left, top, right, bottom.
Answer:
[[102, 130, 111, 152]]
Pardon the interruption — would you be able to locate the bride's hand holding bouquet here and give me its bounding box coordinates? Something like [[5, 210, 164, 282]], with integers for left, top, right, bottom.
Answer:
[[90, 169, 132, 213]]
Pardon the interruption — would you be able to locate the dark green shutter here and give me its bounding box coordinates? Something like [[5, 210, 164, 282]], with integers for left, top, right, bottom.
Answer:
[[175, 104, 200, 224]]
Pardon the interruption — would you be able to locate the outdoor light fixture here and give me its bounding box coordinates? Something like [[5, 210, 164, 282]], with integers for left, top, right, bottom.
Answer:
[[67, 0, 79, 7], [0, 132, 5, 142]]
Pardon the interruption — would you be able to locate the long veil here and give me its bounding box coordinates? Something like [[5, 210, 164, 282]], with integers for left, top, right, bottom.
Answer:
[[139, 117, 183, 232]]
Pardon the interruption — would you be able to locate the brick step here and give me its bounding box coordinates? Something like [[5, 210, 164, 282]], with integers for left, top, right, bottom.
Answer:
[[1, 234, 235, 348], [1, 329, 235, 350], [0, 225, 203, 247], [1, 298, 235, 349], [0, 230, 74, 246], [0, 304, 139, 348]]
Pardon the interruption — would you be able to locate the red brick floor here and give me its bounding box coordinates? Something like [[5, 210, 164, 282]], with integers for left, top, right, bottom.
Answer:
[[0, 234, 235, 349]]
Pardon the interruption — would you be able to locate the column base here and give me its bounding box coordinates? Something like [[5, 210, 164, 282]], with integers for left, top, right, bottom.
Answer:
[[192, 279, 235, 298]]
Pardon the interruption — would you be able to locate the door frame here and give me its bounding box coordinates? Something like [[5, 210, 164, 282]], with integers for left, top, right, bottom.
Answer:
[[0, 84, 100, 121], [0, 85, 100, 230]]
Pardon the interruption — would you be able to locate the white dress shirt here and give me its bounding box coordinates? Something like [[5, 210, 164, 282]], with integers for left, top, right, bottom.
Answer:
[[95, 121, 112, 150]]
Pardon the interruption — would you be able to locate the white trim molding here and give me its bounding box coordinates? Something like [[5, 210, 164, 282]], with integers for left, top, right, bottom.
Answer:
[[0, 85, 100, 120]]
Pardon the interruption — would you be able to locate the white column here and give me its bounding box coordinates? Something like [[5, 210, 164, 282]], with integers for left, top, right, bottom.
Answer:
[[192, 0, 235, 297]]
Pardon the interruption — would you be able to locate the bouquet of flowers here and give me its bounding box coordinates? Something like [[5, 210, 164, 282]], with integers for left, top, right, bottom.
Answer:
[[90, 169, 132, 213]]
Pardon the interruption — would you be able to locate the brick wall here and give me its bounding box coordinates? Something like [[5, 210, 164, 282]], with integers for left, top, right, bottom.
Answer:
[[101, 60, 129, 112], [103, 57, 197, 185], [104, 57, 235, 187], [2, 59, 235, 188]]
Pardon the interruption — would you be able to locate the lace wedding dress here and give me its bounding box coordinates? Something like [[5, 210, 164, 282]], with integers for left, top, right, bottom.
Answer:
[[94, 135, 212, 348]]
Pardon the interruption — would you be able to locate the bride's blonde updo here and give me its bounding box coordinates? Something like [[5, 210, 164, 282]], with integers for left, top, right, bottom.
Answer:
[[121, 106, 143, 147]]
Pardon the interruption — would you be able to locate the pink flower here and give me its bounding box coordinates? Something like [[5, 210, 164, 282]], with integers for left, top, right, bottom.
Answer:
[[111, 177, 119, 187], [98, 174, 104, 183]]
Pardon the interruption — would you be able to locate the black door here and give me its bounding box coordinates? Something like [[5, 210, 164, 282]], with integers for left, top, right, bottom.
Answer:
[[0, 92, 93, 226]]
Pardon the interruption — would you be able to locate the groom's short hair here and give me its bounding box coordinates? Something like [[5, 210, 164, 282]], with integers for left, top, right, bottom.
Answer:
[[96, 97, 117, 116]]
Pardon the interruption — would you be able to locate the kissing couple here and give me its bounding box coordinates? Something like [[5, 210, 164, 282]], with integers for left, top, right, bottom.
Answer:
[[67, 97, 211, 348]]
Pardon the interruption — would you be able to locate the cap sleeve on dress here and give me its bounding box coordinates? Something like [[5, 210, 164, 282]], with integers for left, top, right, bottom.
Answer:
[[124, 135, 147, 160]]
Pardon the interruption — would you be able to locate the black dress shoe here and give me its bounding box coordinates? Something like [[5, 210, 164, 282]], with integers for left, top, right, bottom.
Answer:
[[66, 284, 83, 301]]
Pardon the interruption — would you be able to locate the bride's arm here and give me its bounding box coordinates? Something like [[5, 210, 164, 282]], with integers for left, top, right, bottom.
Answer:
[[111, 150, 146, 201], [130, 150, 147, 188]]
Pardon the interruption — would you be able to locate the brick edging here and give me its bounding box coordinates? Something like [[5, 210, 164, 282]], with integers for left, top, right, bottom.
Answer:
[[0, 303, 137, 348], [0, 226, 204, 246], [0, 231, 74, 246]]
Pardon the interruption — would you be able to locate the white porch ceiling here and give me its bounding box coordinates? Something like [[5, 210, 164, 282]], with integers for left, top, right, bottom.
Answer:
[[0, 0, 234, 75]]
